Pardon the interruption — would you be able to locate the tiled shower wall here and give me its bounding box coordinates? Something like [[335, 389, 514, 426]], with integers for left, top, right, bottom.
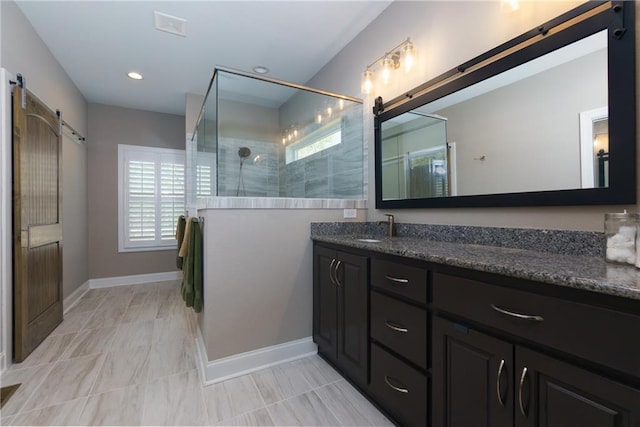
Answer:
[[279, 106, 364, 199]]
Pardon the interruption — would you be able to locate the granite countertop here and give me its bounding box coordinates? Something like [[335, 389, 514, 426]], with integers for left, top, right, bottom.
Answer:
[[311, 234, 640, 302]]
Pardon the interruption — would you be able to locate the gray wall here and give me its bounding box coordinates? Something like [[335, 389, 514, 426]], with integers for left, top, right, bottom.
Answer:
[[305, 0, 637, 232], [1, 0, 89, 369], [438, 49, 606, 196], [62, 131, 89, 298], [87, 103, 185, 279], [200, 208, 366, 361]]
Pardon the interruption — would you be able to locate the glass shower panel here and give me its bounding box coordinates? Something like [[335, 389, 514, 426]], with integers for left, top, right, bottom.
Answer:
[[193, 68, 364, 200]]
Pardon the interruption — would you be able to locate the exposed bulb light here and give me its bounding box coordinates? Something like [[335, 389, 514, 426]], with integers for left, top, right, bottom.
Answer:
[[382, 57, 393, 84], [501, 0, 519, 12], [360, 37, 416, 95], [127, 71, 143, 80], [316, 112, 323, 124], [338, 99, 344, 110], [326, 106, 332, 117], [403, 41, 415, 73], [361, 70, 374, 95]]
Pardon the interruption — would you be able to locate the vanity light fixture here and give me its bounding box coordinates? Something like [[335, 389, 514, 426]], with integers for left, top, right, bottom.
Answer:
[[127, 71, 143, 80], [361, 37, 415, 94]]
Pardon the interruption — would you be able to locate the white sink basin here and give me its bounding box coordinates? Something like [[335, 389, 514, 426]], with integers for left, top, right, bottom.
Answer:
[[357, 238, 381, 243]]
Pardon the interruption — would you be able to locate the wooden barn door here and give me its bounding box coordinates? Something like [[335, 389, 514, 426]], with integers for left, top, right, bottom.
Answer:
[[12, 84, 63, 362]]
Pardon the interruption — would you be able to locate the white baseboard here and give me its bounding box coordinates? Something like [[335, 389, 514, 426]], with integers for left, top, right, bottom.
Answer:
[[63, 280, 90, 314], [88, 271, 182, 289], [195, 327, 317, 385], [0, 351, 5, 374]]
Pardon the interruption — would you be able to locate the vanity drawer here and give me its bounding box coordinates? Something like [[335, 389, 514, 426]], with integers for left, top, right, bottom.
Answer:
[[370, 343, 428, 427], [371, 259, 428, 304], [371, 291, 428, 370], [433, 272, 640, 379]]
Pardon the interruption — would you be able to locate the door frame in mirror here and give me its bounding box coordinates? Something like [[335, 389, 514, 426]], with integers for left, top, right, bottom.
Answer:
[[374, 1, 635, 209]]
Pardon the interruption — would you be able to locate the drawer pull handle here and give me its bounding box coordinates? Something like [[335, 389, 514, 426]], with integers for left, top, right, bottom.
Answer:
[[385, 320, 408, 333], [334, 261, 342, 287], [496, 359, 506, 407], [518, 367, 529, 418], [384, 376, 409, 394], [384, 275, 409, 284], [490, 304, 544, 322], [329, 259, 336, 285]]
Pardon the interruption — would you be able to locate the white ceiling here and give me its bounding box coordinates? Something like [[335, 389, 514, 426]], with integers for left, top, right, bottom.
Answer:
[[17, 1, 392, 116]]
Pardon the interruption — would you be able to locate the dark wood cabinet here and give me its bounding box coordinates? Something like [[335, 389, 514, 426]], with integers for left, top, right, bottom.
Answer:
[[516, 347, 640, 427], [433, 316, 640, 427], [433, 317, 513, 427], [313, 241, 640, 427], [313, 244, 368, 387]]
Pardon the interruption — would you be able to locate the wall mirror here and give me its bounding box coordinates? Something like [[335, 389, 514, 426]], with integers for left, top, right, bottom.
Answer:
[[375, 1, 635, 208]]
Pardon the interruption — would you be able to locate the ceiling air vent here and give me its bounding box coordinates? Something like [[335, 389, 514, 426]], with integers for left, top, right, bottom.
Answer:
[[153, 11, 187, 37]]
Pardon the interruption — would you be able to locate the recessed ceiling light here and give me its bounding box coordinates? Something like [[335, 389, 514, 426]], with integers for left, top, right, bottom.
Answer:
[[253, 66, 270, 74], [127, 71, 143, 80]]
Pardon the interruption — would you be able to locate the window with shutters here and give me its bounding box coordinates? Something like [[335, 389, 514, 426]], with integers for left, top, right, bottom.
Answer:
[[118, 145, 185, 252]]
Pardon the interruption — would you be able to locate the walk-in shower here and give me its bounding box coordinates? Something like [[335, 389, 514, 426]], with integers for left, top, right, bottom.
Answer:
[[189, 67, 364, 203]]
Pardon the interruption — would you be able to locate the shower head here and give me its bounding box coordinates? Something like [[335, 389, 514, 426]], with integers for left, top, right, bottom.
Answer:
[[238, 147, 251, 159]]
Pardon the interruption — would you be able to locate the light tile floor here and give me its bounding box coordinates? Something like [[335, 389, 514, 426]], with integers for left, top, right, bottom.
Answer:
[[0, 280, 392, 426]]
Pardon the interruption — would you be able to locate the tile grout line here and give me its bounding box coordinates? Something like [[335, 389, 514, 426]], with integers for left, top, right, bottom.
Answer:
[[4, 361, 56, 417]]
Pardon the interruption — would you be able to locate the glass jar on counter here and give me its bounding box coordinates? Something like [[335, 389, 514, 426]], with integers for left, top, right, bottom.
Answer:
[[605, 210, 636, 265]]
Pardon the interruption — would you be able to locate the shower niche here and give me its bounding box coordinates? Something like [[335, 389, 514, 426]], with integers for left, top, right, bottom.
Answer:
[[191, 68, 365, 201]]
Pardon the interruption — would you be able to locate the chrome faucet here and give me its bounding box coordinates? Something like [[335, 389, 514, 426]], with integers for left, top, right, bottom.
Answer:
[[377, 214, 395, 237]]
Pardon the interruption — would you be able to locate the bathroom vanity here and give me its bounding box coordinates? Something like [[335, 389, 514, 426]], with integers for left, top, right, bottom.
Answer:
[[312, 235, 640, 427]]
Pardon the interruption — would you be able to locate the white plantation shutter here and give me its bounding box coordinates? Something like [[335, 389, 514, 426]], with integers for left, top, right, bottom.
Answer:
[[196, 164, 212, 197], [127, 160, 156, 242], [160, 160, 185, 240], [196, 152, 216, 198], [119, 145, 185, 252]]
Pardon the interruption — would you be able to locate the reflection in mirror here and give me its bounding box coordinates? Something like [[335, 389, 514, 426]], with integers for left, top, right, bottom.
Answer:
[[376, 0, 636, 209], [381, 113, 455, 199], [380, 29, 608, 201]]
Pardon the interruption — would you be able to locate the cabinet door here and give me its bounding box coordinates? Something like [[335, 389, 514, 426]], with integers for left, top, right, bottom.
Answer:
[[433, 317, 513, 427], [336, 250, 369, 387], [313, 245, 338, 363], [516, 347, 640, 427]]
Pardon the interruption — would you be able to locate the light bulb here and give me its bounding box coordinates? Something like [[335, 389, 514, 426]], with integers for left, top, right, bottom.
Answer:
[[361, 70, 374, 94], [501, 0, 519, 12], [282, 137, 286, 145], [403, 42, 415, 73], [293, 128, 298, 137], [382, 57, 393, 84], [338, 99, 344, 110], [316, 112, 323, 124], [327, 106, 332, 117]]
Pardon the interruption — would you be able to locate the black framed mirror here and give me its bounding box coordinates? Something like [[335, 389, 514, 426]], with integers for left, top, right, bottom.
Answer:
[[375, 1, 635, 209]]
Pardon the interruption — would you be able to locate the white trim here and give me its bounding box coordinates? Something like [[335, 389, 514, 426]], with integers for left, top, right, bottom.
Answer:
[[88, 271, 182, 289], [63, 280, 90, 314], [0, 352, 5, 374], [195, 327, 317, 385], [1, 68, 15, 372], [579, 106, 608, 189]]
